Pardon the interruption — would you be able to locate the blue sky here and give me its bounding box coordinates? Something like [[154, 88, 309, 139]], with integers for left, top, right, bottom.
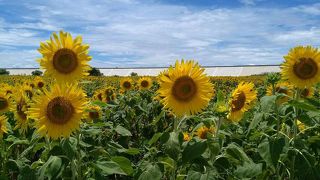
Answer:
[[0, 0, 320, 68]]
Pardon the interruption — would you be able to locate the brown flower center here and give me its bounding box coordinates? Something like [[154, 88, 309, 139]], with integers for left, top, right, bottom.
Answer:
[[141, 80, 149, 88], [172, 76, 197, 102], [89, 111, 99, 119], [38, 82, 44, 88], [17, 99, 27, 120], [293, 58, 318, 80], [0, 97, 8, 110], [25, 90, 33, 99], [275, 87, 288, 94], [53, 48, 78, 74], [301, 88, 310, 97], [46, 97, 75, 124], [231, 91, 246, 112], [123, 81, 131, 89], [97, 93, 103, 101]]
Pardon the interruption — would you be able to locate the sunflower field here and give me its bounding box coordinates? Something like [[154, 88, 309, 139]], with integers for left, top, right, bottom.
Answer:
[[0, 31, 320, 180]]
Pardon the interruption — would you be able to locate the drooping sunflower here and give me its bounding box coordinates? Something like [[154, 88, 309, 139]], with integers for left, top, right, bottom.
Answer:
[[0, 92, 13, 114], [196, 126, 215, 139], [28, 84, 88, 139], [281, 46, 320, 88], [138, 77, 152, 90], [157, 60, 214, 116], [300, 87, 314, 98], [0, 115, 9, 139], [266, 82, 293, 104], [12, 90, 32, 134], [38, 31, 92, 82], [84, 105, 102, 123], [21, 84, 34, 99], [120, 78, 134, 91], [227, 82, 257, 122]]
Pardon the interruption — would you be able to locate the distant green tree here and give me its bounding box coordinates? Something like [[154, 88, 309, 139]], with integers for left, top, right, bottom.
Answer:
[[130, 72, 138, 76], [0, 69, 9, 75], [31, 70, 43, 76], [88, 67, 103, 76]]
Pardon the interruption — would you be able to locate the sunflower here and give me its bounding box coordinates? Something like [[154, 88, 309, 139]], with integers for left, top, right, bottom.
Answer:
[[34, 76, 45, 89], [38, 31, 92, 82], [12, 90, 31, 134], [281, 46, 320, 88], [157, 60, 214, 116], [0, 92, 12, 114], [227, 82, 257, 122], [266, 82, 293, 104], [21, 84, 34, 99], [0, 115, 9, 139], [28, 84, 88, 139], [84, 105, 102, 123], [183, 132, 191, 141], [297, 120, 306, 132], [93, 90, 104, 101], [196, 126, 215, 139], [1, 83, 13, 95], [120, 78, 134, 91], [300, 87, 314, 98], [138, 77, 152, 90]]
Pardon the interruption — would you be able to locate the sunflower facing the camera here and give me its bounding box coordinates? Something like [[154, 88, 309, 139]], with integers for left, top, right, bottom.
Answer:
[[157, 60, 214, 117], [28, 84, 88, 139], [120, 78, 134, 91], [38, 31, 92, 82], [281, 46, 320, 88]]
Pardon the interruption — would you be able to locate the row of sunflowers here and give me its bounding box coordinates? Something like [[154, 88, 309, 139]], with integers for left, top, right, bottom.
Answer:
[[0, 31, 319, 179]]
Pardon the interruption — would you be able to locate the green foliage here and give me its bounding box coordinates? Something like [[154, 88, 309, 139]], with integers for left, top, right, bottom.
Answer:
[[31, 70, 43, 76], [0, 68, 9, 75]]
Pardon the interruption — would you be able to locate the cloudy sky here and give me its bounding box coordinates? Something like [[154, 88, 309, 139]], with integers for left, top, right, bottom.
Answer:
[[0, 0, 319, 68]]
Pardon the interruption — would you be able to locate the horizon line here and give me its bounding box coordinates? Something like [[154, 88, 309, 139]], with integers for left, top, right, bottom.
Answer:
[[1, 64, 281, 69]]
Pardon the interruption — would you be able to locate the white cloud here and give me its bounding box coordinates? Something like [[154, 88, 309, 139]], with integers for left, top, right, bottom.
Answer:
[[0, 0, 320, 67]]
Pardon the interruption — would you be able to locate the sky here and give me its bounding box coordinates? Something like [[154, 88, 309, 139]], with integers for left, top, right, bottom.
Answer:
[[0, 0, 320, 68]]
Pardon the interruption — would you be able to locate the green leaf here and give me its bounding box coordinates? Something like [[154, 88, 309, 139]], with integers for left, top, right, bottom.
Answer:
[[118, 148, 140, 155], [111, 156, 134, 176], [225, 143, 252, 165], [95, 161, 127, 176], [258, 137, 285, 168], [182, 140, 207, 163], [38, 156, 62, 180], [138, 164, 162, 180], [248, 113, 264, 134], [148, 132, 162, 146], [235, 162, 263, 178], [164, 132, 181, 160], [289, 100, 319, 112], [260, 95, 277, 113], [18, 165, 37, 180], [115, 125, 132, 136], [186, 169, 216, 180]]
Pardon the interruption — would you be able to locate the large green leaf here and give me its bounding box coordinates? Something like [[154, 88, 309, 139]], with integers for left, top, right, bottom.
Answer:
[[95, 161, 127, 176], [138, 164, 162, 180], [164, 132, 181, 160], [258, 137, 285, 168], [225, 143, 252, 165], [38, 156, 62, 180], [182, 140, 207, 163], [115, 125, 132, 136], [111, 156, 134, 176], [260, 95, 277, 113], [234, 162, 263, 178], [186, 169, 216, 180]]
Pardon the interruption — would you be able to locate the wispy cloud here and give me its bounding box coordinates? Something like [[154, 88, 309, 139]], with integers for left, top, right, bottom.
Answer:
[[0, 0, 319, 68]]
